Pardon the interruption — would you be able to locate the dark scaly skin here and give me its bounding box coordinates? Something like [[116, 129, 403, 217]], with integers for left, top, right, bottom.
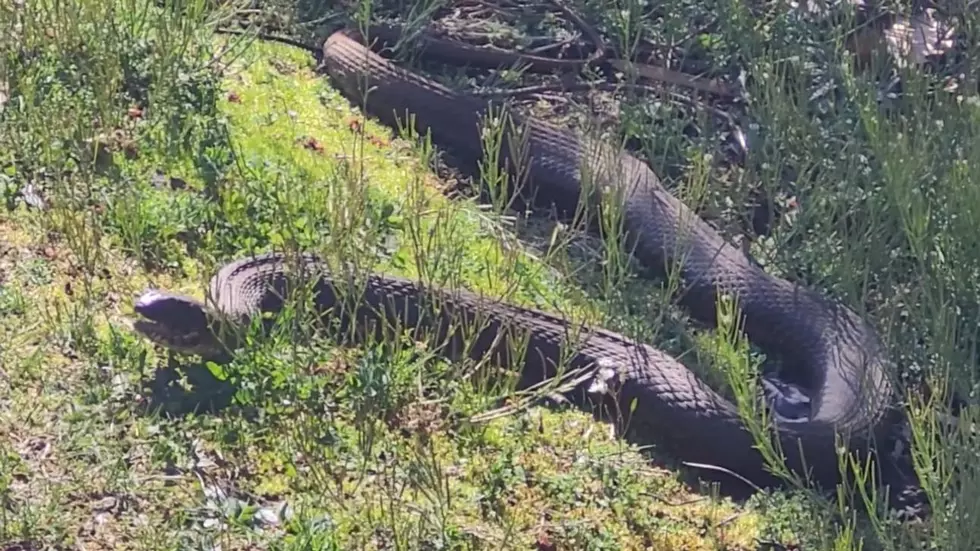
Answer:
[[318, 30, 898, 486], [135, 29, 908, 496], [135, 252, 819, 489]]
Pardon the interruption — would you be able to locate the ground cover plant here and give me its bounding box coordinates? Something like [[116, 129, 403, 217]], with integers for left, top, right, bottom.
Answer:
[[1, 0, 979, 549]]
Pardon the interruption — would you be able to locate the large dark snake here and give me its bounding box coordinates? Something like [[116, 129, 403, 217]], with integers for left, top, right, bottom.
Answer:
[[133, 28, 921, 509]]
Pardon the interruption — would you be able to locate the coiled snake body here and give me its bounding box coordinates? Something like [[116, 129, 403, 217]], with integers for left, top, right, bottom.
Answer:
[[135, 29, 906, 497]]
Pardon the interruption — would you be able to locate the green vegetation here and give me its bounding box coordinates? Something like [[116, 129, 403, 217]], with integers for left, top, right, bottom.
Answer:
[[1, 0, 978, 549]]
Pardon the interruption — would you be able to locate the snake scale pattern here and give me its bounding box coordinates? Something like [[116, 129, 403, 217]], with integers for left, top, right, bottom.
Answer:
[[134, 28, 910, 498]]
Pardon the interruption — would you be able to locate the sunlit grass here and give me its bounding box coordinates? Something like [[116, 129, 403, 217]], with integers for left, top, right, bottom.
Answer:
[[3, 0, 980, 549]]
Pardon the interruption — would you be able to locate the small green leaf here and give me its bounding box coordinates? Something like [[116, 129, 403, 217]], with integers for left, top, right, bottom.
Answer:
[[205, 360, 228, 381]]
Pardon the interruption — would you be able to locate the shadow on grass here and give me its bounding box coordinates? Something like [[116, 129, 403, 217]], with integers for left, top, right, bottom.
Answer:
[[140, 358, 239, 417]]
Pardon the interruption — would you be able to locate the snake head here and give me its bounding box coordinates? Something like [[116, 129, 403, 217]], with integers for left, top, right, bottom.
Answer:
[[133, 290, 232, 359]]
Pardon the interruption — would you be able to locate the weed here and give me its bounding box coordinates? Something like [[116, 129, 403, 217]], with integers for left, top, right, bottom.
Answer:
[[4, 0, 980, 549]]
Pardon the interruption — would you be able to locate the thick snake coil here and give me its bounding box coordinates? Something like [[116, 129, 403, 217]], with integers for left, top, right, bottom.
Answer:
[[134, 29, 912, 500]]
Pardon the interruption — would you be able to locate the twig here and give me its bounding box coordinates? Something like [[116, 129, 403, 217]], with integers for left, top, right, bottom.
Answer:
[[473, 80, 739, 125], [213, 24, 737, 128], [213, 26, 319, 55], [682, 461, 765, 492], [528, 35, 577, 55], [608, 58, 738, 97], [547, 0, 607, 65]]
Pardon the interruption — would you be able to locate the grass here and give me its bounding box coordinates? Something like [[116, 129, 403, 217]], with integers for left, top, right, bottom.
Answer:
[[1, 0, 980, 549]]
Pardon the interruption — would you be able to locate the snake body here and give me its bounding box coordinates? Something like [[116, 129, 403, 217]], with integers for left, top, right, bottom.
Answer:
[[135, 29, 902, 493]]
